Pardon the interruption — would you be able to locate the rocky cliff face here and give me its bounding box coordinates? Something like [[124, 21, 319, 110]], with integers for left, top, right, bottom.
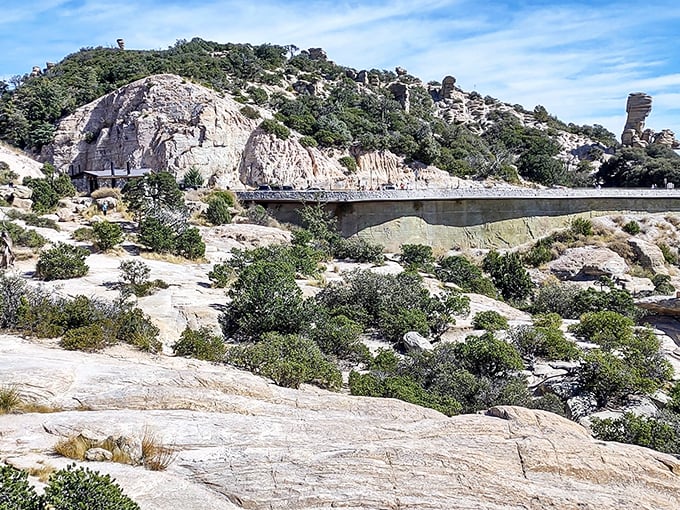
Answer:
[[41, 74, 463, 190], [621, 92, 680, 149]]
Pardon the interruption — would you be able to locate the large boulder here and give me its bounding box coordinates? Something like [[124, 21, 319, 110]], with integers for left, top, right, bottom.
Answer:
[[402, 331, 433, 352], [628, 237, 667, 274], [548, 246, 628, 279]]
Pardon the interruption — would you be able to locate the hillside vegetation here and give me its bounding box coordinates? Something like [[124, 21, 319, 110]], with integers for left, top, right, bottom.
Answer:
[[5, 38, 669, 188]]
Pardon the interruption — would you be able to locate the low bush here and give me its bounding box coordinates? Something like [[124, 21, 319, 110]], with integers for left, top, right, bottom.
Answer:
[[35, 243, 89, 280], [59, 323, 110, 352], [436, 255, 497, 297], [306, 314, 370, 363], [43, 464, 140, 510], [240, 105, 261, 119], [205, 196, 232, 225], [299, 136, 318, 148], [510, 324, 580, 361], [172, 327, 226, 362], [208, 262, 236, 288], [72, 226, 95, 242], [206, 189, 237, 208], [0, 221, 47, 249], [652, 273, 675, 295], [182, 166, 204, 188], [138, 217, 176, 253], [226, 332, 342, 390], [93, 221, 124, 251], [332, 237, 384, 264], [338, 155, 357, 173], [5, 209, 59, 230], [0, 463, 140, 510], [658, 242, 678, 265], [623, 220, 641, 235], [483, 251, 534, 302], [591, 412, 680, 455], [260, 118, 290, 140], [174, 227, 205, 260], [471, 310, 509, 331], [571, 217, 593, 236], [400, 244, 434, 271]]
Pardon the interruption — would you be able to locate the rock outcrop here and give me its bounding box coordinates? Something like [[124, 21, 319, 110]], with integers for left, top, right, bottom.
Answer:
[[0, 141, 44, 181], [2, 335, 679, 509], [621, 92, 680, 149], [548, 246, 628, 279]]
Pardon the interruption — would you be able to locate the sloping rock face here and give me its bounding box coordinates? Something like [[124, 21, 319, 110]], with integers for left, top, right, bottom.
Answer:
[[548, 246, 628, 279], [2, 335, 679, 510], [0, 141, 44, 180], [41, 74, 258, 188]]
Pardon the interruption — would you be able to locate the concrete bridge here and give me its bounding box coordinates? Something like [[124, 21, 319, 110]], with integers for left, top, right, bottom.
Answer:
[[235, 188, 680, 251]]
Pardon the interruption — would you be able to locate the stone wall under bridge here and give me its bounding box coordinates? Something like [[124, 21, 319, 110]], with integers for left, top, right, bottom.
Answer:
[[236, 190, 680, 252]]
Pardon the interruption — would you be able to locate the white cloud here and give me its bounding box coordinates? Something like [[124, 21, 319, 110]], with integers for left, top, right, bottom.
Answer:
[[2, 0, 680, 137]]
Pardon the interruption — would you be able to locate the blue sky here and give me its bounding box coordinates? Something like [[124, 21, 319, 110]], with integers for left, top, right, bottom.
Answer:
[[2, 0, 680, 139]]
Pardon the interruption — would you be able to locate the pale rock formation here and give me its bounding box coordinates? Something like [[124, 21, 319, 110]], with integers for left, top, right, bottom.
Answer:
[[0, 141, 44, 181], [548, 246, 628, 279], [239, 129, 346, 188], [402, 331, 433, 352], [85, 447, 113, 462], [2, 335, 680, 510], [628, 237, 668, 274], [654, 129, 680, 149], [41, 74, 259, 189]]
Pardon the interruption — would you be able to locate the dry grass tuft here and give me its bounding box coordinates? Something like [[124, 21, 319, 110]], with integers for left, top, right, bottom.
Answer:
[[91, 187, 122, 200], [141, 427, 176, 471], [0, 385, 21, 413], [27, 462, 55, 482], [53, 435, 96, 460]]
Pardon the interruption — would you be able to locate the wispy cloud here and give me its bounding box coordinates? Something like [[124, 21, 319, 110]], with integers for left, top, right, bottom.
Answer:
[[1, 0, 679, 137]]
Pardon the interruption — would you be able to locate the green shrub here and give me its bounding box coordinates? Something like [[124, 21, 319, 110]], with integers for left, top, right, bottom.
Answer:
[[306, 314, 369, 362], [35, 243, 89, 280], [570, 217, 593, 236], [510, 324, 580, 361], [182, 166, 204, 188], [0, 464, 42, 510], [23, 178, 58, 214], [332, 237, 384, 264], [652, 273, 675, 295], [400, 244, 434, 271], [531, 281, 640, 320], [436, 255, 497, 297], [138, 217, 176, 253], [172, 326, 226, 362], [119, 259, 150, 289], [115, 307, 161, 353], [483, 251, 533, 302], [623, 220, 641, 235], [380, 307, 430, 344], [0, 221, 47, 249], [174, 227, 205, 260], [338, 155, 357, 173], [43, 464, 140, 510], [206, 189, 236, 208], [591, 412, 680, 455], [205, 197, 232, 225], [523, 242, 554, 267], [219, 259, 310, 341], [471, 310, 509, 331], [658, 243, 678, 265], [240, 105, 261, 119], [0, 163, 18, 185], [260, 118, 290, 140], [208, 262, 236, 288], [245, 204, 271, 225], [59, 323, 109, 352], [123, 171, 185, 219], [226, 332, 342, 390], [72, 226, 95, 242], [92, 221, 124, 250], [5, 209, 59, 230], [299, 136, 318, 148]]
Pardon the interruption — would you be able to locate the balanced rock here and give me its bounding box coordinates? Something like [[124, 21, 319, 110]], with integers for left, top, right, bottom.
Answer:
[[621, 92, 652, 147], [441, 75, 457, 99]]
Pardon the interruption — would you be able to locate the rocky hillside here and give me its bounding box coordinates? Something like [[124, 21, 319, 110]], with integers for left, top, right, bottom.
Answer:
[[0, 39, 630, 189]]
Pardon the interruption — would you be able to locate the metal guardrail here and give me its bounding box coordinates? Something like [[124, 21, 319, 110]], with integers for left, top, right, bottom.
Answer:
[[236, 188, 680, 203]]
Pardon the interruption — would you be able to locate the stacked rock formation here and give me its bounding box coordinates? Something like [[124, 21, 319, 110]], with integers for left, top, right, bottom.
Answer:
[[621, 92, 679, 149]]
